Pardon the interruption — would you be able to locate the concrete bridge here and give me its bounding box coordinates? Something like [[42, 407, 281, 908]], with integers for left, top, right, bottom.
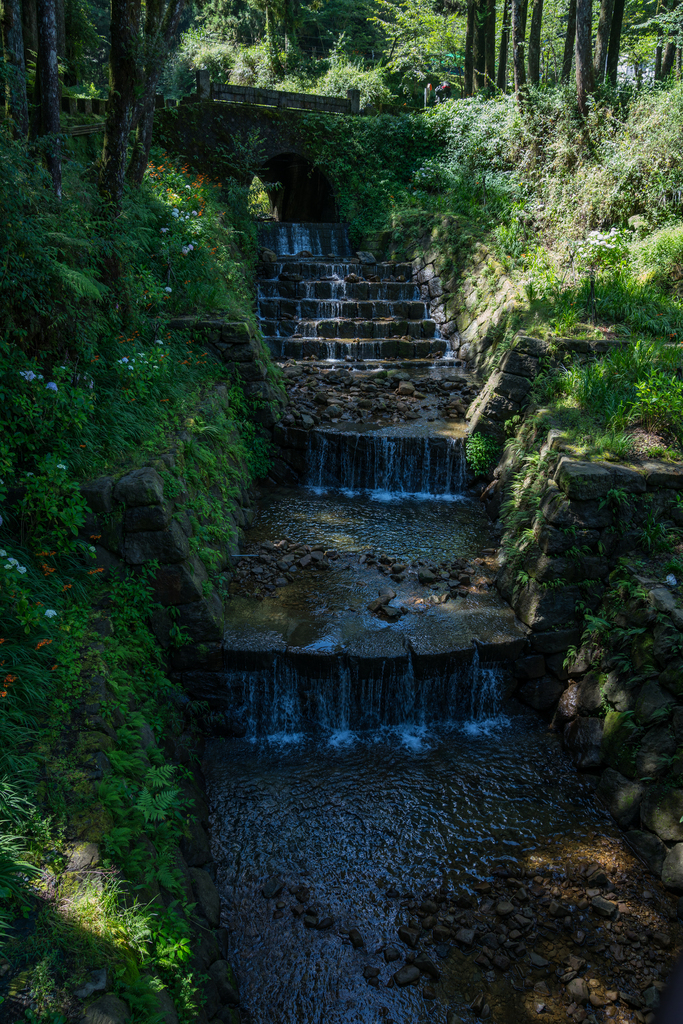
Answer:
[[154, 74, 363, 221]]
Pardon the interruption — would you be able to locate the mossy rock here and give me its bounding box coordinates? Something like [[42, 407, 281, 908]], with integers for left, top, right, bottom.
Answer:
[[632, 633, 656, 674], [601, 711, 639, 778], [660, 658, 683, 697], [70, 802, 115, 842], [77, 730, 114, 755]]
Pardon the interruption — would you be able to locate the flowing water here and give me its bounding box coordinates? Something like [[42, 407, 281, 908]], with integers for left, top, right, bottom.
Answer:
[[207, 225, 650, 1024]]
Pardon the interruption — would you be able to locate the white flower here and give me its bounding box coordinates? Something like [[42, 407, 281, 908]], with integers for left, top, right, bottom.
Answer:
[[44, 609, 58, 618], [46, 382, 58, 392], [8, 557, 18, 566], [155, 340, 164, 345], [181, 247, 189, 256], [89, 545, 96, 553], [188, 244, 194, 251], [0, 549, 6, 557], [17, 565, 26, 574], [191, 210, 197, 216], [165, 287, 172, 293], [56, 463, 67, 470], [171, 209, 179, 218], [119, 357, 129, 364], [19, 370, 37, 381], [160, 227, 169, 234], [185, 185, 191, 190], [666, 573, 678, 587]]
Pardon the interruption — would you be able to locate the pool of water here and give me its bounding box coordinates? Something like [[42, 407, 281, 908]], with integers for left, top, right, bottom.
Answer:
[[204, 713, 629, 1024]]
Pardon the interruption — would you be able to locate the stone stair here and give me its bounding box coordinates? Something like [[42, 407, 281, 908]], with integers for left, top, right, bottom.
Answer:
[[257, 254, 444, 362]]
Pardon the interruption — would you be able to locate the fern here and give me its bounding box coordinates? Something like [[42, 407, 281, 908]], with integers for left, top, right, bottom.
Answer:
[[136, 786, 182, 824], [53, 263, 107, 302]]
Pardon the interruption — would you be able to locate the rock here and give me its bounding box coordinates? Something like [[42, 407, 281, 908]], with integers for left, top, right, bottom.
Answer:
[[153, 988, 178, 1024], [180, 819, 212, 867], [393, 965, 421, 986], [208, 961, 240, 1006], [642, 986, 661, 1010], [190, 868, 221, 928], [398, 925, 420, 948], [66, 842, 101, 872], [316, 916, 334, 930], [566, 978, 590, 1005], [348, 928, 364, 948], [454, 927, 475, 946], [262, 877, 284, 899], [513, 581, 582, 631], [519, 676, 566, 711], [81, 477, 114, 514], [397, 381, 415, 396], [79, 995, 130, 1024], [529, 952, 549, 968], [625, 830, 667, 875], [200, 977, 221, 1020], [595, 769, 644, 829], [591, 895, 618, 919], [649, 586, 677, 614], [385, 946, 400, 962], [563, 717, 603, 768], [555, 459, 613, 501], [151, 560, 208, 606], [122, 521, 189, 565], [661, 843, 683, 890], [418, 569, 437, 585], [414, 952, 440, 979], [557, 675, 602, 719], [363, 966, 380, 979], [641, 786, 683, 841], [74, 969, 107, 1000], [635, 681, 674, 726], [114, 467, 164, 507], [635, 724, 676, 778], [175, 592, 225, 644], [514, 655, 546, 679], [496, 901, 515, 917], [601, 711, 639, 778]]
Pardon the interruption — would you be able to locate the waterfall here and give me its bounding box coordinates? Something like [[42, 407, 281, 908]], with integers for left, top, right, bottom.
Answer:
[[258, 222, 352, 257], [306, 432, 467, 496], [217, 650, 503, 738]]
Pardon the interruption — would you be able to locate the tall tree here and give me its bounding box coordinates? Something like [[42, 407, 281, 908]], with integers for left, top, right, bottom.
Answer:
[[485, 0, 496, 87], [464, 0, 475, 94], [37, 0, 61, 195], [497, 0, 510, 89], [593, 0, 614, 81], [527, 0, 543, 83], [661, 38, 677, 76], [511, 0, 527, 93], [561, 0, 577, 80], [605, 0, 625, 83], [473, 0, 487, 90], [127, 0, 186, 185], [2, 0, 29, 134], [575, 0, 593, 114], [22, 0, 38, 65], [98, 0, 141, 209]]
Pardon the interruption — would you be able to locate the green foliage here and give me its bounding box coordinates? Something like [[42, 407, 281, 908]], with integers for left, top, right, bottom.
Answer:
[[632, 221, 683, 290], [465, 432, 500, 476], [629, 369, 683, 441]]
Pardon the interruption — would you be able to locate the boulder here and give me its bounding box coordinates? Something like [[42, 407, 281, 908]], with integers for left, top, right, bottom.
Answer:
[[626, 830, 667, 875], [80, 996, 130, 1024], [180, 819, 213, 866], [81, 477, 114, 514], [595, 769, 644, 829], [601, 711, 639, 778], [556, 674, 602, 721], [635, 681, 674, 726], [554, 458, 613, 501], [635, 725, 676, 778], [662, 844, 683, 891], [512, 581, 581, 631], [151, 559, 208, 606], [563, 717, 603, 768], [176, 592, 225, 644], [640, 786, 683, 841], [122, 521, 189, 565], [114, 467, 164, 507], [190, 867, 221, 928], [208, 961, 240, 1006], [514, 655, 546, 679], [124, 505, 169, 532], [519, 675, 565, 711]]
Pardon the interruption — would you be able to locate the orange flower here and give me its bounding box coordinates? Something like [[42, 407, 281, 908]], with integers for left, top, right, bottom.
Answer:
[[3, 674, 17, 684]]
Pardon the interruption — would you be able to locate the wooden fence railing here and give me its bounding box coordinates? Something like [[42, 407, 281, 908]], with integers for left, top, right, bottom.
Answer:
[[196, 70, 360, 115]]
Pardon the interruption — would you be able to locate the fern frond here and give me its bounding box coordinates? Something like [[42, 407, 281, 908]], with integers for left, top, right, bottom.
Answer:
[[53, 263, 107, 302]]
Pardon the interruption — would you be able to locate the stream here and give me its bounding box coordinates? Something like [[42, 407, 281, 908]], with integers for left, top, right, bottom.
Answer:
[[204, 224, 679, 1024]]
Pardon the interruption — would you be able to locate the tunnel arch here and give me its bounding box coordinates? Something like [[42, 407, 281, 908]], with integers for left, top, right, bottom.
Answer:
[[258, 153, 338, 222]]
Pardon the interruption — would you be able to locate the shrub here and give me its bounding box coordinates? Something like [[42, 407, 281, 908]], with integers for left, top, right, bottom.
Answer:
[[466, 432, 500, 475], [632, 222, 683, 289]]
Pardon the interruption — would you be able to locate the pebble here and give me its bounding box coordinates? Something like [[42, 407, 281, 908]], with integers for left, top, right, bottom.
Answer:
[[394, 965, 420, 987], [348, 928, 364, 949], [262, 878, 284, 899], [384, 946, 400, 962]]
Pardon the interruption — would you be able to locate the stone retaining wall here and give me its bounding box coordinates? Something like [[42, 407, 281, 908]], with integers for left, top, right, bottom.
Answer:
[[487, 402, 683, 892]]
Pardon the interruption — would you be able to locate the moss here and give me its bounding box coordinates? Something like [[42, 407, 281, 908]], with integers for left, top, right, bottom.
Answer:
[[601, 711, 639, 778]]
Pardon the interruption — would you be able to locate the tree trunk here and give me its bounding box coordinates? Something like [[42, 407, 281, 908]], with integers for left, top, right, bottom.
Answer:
[[22, 0, 38, 64], [661, 39, 677, 77], [677, 44, 682, 78], [497, 0, 510, 90], [527, 0, 543, 84], [593, 0, 614, 81], [55, 0, 64, 60], [464, 0, 475, 95], [655, 34, 663, 79], [473, 0, 487, 91], [2, 0, 29, 134], [575, 0, 594, 114], [127, 0, 186, 185], [99, 0, 141, 210], [37, 0, 61, 196], [485, 0, 496, 87], [561, 0, 577, 81], [605, 0, 625, 84], [511, 0, 527, 94]]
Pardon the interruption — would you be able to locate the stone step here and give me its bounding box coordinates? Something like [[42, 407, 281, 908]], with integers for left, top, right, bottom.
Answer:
[[257, 280, 421, 302], [259, 318, 437, 340], [258, 260, 414, 282], [263, 337, 448, 360], [258, 299, 427, 320]]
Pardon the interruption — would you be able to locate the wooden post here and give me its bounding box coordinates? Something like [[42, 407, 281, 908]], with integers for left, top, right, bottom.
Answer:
[[347, 88, 360, 113], [196, 68, 210, 100]]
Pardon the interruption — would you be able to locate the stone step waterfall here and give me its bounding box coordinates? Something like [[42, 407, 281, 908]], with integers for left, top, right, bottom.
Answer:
[[257, 222, 443, 361]]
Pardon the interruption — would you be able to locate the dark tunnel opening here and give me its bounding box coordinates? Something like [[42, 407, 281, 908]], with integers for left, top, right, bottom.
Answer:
[[258, 153, 338, 222]]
